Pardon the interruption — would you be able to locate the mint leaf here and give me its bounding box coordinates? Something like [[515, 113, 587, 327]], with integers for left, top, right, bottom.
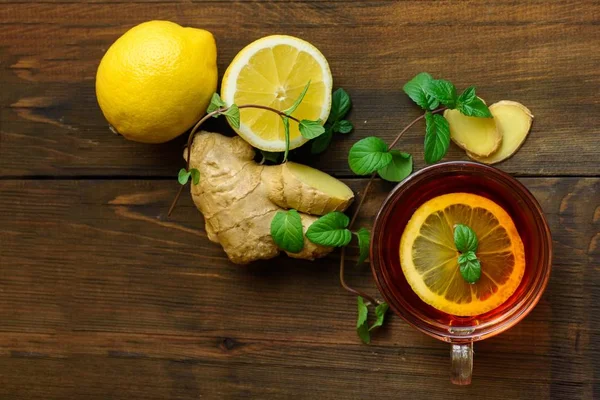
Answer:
[[299, 119, 325, 139], [282, 116, 290, 162], [377, 151, 412, 182], [457, 86, 476, 105], [270, 209, 304, 253], [357, 296, 370, 344], [260, 150, 282, 164], [403, 72, 439, 110], [329, 88, 352, 122], [423, 112, 450, 163], [458, 251, 478, 264], [456, 87, 492, 118], [348, 136, 393, 175], [310, 128, 333, 154], [189, 168, 200, 185], [305, 212, 352, 247], [454, 224, 479, 253], [223, 104, 240, 128], [458, 251, 481, 283], [284, 81, 310, 115], [369, 302, 389, 331], [426, 79, 457, 108], [178, 168, 191, 185], [333, 119, 353, 134], [355, 227, 370, 265], [207, 93, 226, 114]]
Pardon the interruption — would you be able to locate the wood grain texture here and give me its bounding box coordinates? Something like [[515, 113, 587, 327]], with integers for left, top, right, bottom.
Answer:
[[0, 178, 598, 399], [1, 1, 599, 398], [1, 1, 599, 177]]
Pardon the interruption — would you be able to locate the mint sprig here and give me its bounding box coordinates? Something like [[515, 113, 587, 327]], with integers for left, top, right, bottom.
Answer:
[[454, 224, 481, 283], [356, 297, 389, 344]]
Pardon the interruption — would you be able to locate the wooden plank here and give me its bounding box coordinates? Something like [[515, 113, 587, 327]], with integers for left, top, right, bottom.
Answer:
[[1, 1, 599, 177], [0, 178, 597, 398]]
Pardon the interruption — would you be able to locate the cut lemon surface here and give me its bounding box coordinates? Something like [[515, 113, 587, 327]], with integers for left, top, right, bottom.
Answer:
[[221, 35, 332, 151], [400, 193, 525, 316]]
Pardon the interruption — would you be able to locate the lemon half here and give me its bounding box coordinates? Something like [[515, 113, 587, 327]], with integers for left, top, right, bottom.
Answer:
[[221, 35, 332, 151]]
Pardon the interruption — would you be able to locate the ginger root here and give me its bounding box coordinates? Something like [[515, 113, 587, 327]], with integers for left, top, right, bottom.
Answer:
[[444, 107, 501, 157], [467, 101, 533, 164], [185, 132, 354, 264]]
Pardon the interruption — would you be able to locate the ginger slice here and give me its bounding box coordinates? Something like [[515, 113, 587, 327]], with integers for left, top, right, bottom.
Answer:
[[266, 162, 354, 215], [467, 101, 533, 164], [444, 108, 501, 157]]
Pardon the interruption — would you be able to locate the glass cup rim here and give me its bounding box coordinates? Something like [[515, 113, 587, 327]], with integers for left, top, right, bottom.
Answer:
[[369, 161, 552, 342]]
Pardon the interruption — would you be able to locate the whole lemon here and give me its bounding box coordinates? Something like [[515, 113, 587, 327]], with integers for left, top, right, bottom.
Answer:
[[96, 21, 217, 143]]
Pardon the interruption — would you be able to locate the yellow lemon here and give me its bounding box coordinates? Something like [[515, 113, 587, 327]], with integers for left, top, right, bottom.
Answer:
[[221, 35, 332, 151], [96, 21, 217, 143], [400, 193, 526, 316]]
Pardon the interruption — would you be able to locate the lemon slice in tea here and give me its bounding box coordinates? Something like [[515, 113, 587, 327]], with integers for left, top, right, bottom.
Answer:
[[399, 193, 525, 316]]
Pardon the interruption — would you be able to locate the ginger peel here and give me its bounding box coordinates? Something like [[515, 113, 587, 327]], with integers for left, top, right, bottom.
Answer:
[[185, 132, 354, 264]]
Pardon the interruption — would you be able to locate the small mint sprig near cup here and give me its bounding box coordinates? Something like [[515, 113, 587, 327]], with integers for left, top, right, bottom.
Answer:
[[269, 210, 388, 344], [454, 224, 482, 283]]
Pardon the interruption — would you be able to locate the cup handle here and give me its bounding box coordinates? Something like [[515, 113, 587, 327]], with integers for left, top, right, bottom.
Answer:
[[450, 342, 473, 385]]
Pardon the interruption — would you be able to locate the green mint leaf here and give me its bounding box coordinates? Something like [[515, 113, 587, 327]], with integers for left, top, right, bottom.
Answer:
[[305, 212, 352, 247], [299, 119, 325, 139], [270, 209, 304, 253], [457, 86, 476, 105], [458, 251, 481, 284], [310, 127, 333, 154], [458, 97, 493, 118], [333, 119, 353, 134], [456, 87, 493, 118], [403, 72, 440, 110], [377, 151, 413, 182], [454, 224, 479, 253], [282, 116, 290, 162], [206, 93, 226, 114], [369, 302, 389, 331], [424, 112, 450, 164], [348, 136, 393, 175], [178, 168, 191, 185], [329, 88, 352, 122], [458, 251, 478, 263], [223, 104, 240, 128], [260, 150, 282, 164], [284, 81, 310, 116], [355, 227, 370, 265], [426, 79, 457, 108], [189, 168, 200, 185], [357, 296, 370, 344]]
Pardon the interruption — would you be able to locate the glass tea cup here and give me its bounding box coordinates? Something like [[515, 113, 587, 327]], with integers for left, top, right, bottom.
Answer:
[[370, 161, 552, 385]]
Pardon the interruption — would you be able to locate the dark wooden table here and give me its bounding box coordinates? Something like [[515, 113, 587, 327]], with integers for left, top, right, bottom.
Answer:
[[1, 1, 598, 399]]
